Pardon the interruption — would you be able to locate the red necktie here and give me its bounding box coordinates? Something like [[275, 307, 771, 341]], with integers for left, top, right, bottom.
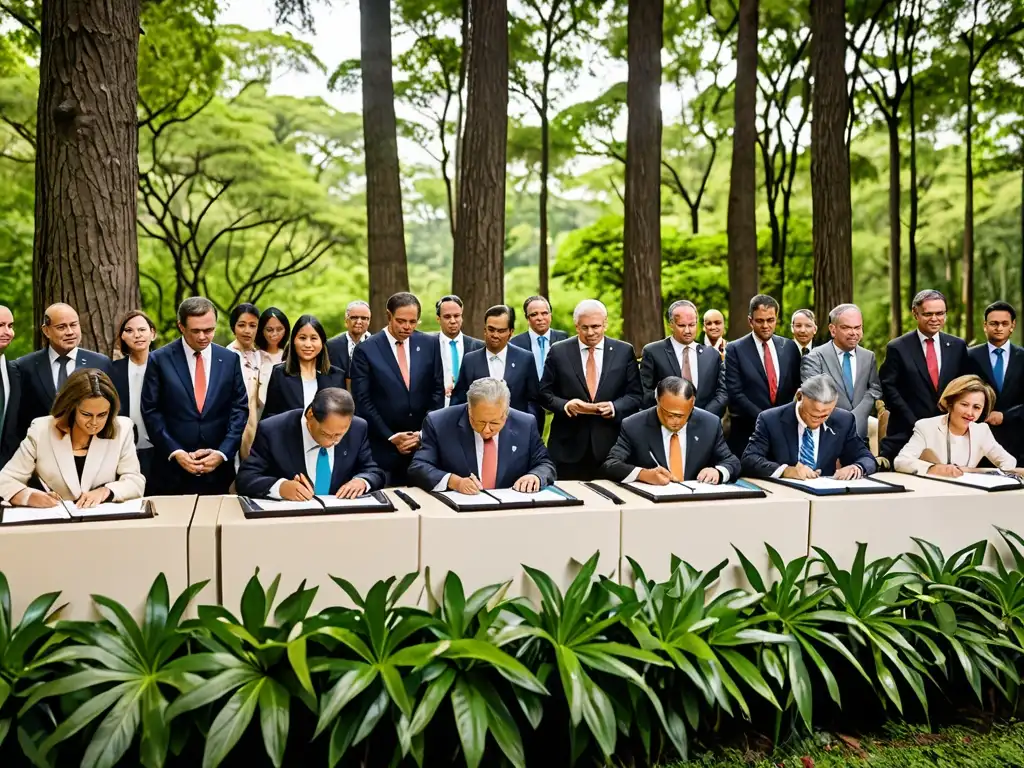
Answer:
[[481, 437, 497, 489], [763, 341, 778, 404], [924, 337, 939, 390]]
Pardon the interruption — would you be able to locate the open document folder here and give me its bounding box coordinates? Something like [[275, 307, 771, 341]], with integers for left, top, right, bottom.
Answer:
[[434, 485, 583, 511]]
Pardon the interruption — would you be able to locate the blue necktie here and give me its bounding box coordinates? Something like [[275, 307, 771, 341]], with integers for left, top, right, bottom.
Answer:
[[799, 428, 816, 469], [993, 348, 1005, 393], [536, 336, 547, 380], [314, 447, 331, 495], [842, 352, 854, 400], [450, 339, 460, 382]]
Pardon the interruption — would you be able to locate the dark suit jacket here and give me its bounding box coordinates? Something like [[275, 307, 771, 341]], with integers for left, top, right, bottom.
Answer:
[[235, 409, 384, 497], [0, 356, 21, 468], [450, 344, 542, 426], [741, 403, 877, 478], [968, 342, 1024, 457], [141, 340, 249, 493], [540, 336, 643, 464], [110, 357, 143, 445], [639, 338, 727, 414], [879, 331, 969, 459], [15, 347, 112, 439], [262, 364, 346, 419], [325, 334, 352, 378], [408, 404, 555, 491], [724, 334, 801, 454], [510, 329, 569, 359], [350, 330, 444, 474], [602, 406, 739, 482]]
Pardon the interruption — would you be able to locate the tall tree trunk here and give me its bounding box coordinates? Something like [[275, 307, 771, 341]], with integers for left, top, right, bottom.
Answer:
[[1019, 160, 1023, 335], [810, 0, 853, 323], [727, 0, 759, 338], [887, 118, 902, 337], [34, 0, 141, 356], [539, 89, 551, 298], [452, 0, 507, 331], [623, 0, 664, 351], [908, 59, 919, 304], [453, 0, 470, 233], [962, 69, 975, 340], [360, 0, 408, 324]]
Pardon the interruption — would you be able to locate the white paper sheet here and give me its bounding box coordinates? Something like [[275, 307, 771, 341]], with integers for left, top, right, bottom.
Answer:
[[624, 481, 692, 496], [485, 487, 574, 504], [439, 491, 495, 506], [67, 499, 146, 518], [783, 477, 888, 492], [683, 481, 757, 494], [318, 494, 388, 508], [944, 472, 1023, 490], [1, 507, 69, 524]]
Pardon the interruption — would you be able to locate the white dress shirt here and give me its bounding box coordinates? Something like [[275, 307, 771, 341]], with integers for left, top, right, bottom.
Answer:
[[771, 402, 820, 478], [128, 359, 152, 449], [486, 346, 508, 380], [440, 332, 465, 388], [433, 432, 501, 491], [529, 329, 553, 379], [623, 424, 730, 483], [0, 354, 9, 424], [669, 337, 699, 388], [917, 330, 942, 374], [301, 377, 318, 409], [833, 342, 858, 385], [49, 346, 79, 389], [752, 333, 781, 380], [269, 417, 369, 498], [173, 339, 226, 462], [347, 331, 371, 357]]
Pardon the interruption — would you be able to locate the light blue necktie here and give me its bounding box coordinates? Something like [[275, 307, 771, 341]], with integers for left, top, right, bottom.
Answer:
[[993, 347, 1005, 393], [799, 428, 816, 470], [450, 339, 460, 382], [842, 351, 854, 400], [536, 336, 547, 380], [314, 447, 331, 495]]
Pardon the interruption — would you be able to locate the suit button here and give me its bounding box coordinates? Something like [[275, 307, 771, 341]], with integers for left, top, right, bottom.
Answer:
[[408, 413, 412, 417]]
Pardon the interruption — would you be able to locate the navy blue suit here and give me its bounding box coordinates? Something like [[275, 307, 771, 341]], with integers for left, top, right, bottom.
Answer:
[[350, 330, 444, 482], [741, 403, 877, 478], [724, 334, 801, 455], [141, 340, 249, 494], [15, 347, 111, 440], [968, 342, 1024, 459], [261, 364, 346, 419], [0, 356, 21, 469], [235, 409, 384, 497], [639, 338, 727, 414], [450, 344, 542, 427], [509, 329, 569, 357], [326, 334, 357, 378], [408, 404, 556, 491]]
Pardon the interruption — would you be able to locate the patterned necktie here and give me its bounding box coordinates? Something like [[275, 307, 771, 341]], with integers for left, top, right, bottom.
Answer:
[[536, 336, 547, 380], [481, 437, 497, 489], [193, 351, 207, 412], [842, 351, 854, 400], [762, 341, 778, 404], [669, 433, 684, 481], [396, 340, 410, 388], [924, 337, 939, 390], [314, 446, 331, 495], [681, 345, 693, 384], [586, 347, 598, 400], [993, 348, 1005, 392], [799, 427, 816, 469]]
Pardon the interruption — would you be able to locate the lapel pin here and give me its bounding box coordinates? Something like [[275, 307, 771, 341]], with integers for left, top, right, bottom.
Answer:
[[343, 450, 348, 456], [512, 445, 518, 452], [511, 362, 516, 368], [416, 346, 420, 352], [694, 435, 700, 442]]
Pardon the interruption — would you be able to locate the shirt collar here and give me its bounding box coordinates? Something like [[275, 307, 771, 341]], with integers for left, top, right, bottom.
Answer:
[[704, 335, 723, 349], [301, 417, 322, 454], [181, 338, 208, 359], [661, 423, 685, 441], [349, 331, 369, 346], [384, 328, 401, 346], [443, 332, 463, 346], [488, 346, 508, 363], [579, 339, 604, 353], [832, 341, 855, 357], [989, 341, 1009, 354], [795, 401, 815, 434], [529, 329, 550, 342], [917, 329, 937, 344], [669, 336, 694, 352], [49, 346, 78, 364]]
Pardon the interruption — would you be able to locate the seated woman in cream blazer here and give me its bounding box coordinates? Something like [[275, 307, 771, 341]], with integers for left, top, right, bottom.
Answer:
[[0, 368, 145, 507], [895, 374, 1019, 477]]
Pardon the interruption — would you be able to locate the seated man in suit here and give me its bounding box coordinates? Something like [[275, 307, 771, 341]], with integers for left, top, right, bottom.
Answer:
[[640, 299, 726, 414], [436, 294, 483, 404], [0, 305, 21, 469], [541, 299, 644, 480], [791, 309, 817, 357], [724, 294, 802, 455], [16, 302, 111, 440], [236, 387, 385, 500], [968, 301, 1024, 460], [603, 376, 739, 485], [451, 304, 541, 427], [879, 289, 969, 461], [142, 296, 249, 495], [741, 374, 877, 479], [409, 377, 555, 493], [326, 300, 371, 380], [350, 292, 444, 483], [800, 303, 881, 441]]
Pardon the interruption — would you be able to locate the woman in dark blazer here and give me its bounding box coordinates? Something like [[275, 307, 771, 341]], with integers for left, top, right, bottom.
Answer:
[[261, 315, 345, 419], [109, 310, 158, 484]]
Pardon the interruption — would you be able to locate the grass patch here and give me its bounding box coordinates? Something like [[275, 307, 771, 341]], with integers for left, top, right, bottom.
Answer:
[[659, 722, 1024, 767]]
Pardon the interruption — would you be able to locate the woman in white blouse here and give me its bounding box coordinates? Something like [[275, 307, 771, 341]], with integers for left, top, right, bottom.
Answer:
[[227, 303, 274, 459], [895, 374, 1020, 477], [110, 311, 157, 484], [261, 315, 345, 419]]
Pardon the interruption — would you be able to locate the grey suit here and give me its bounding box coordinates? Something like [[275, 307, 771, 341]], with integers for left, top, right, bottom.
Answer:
[[800, 343, 881, 439]]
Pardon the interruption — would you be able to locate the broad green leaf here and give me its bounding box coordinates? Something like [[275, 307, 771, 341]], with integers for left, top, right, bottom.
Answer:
[[327, 694, 372, 768], [40, 681, 134, 756], [476, 674, 526, 768], [787, 646, 813, 732], [20, 668, 136, 715], [91, 595, 147, 661], [314, 665, 377, 739], [409, 667, 456, 736], [258, 678, 290, 768], [579, 670, 616, 757], [81, 680, 146, 768], [165, 667, 262, 721], [443, 572, 467, 637], [351, 686, 389, 745], [442, 639, 547, 693], [286, 626, 314, 696], [240, 573, 267, 637], [143, 574, 170, 654], [139, 683, 170, 768], [451, 675, 488, 768], [379, 663, 413, 719], [718, 648, 780, 709], [203, 677, 265, 768]]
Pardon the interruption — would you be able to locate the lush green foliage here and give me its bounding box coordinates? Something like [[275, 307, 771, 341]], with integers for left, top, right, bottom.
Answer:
[[5, 532, 1024, 766]]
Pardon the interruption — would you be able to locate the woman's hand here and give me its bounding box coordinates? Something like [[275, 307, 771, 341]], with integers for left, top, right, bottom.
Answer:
[[75, 487, 112, 508], [926, 464, 964, 478], [16, 490, 60, 508]]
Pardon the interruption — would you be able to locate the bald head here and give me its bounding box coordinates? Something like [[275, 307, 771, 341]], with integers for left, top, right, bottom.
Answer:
[[0, 306, 13, 353], [702, 309, 725, 344], [41, 303, 81, 355]]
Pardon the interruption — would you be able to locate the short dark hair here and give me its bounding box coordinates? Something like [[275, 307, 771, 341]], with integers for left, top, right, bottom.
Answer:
[[523, 296, 551, 316], [665, 300, 697, 323], [484, 304, 515, 330], [229, 303, 260, 329], [255, 307, 290, 352], [117, 310, 156, 356], [284, 314, 332, 376], [51, 368, 120, 440], [308, 387, 355, 421], [177, 296, 216, 326], [748, 294, 780, 317], [911, 289, 946, 311], [984, 301, 1017, 322], [435, 295, 463, 315], [387, 292, 421, 317], [655, 376, 696, 401]]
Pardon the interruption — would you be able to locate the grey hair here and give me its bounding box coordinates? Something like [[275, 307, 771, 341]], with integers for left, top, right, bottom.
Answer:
[[828, 303, 861, 324], [791, 308, 815, 324], [467, 377, 511, 408], [573, 299, 608, 324], [655, 376, 695, 401], [177, 296, 217, 325], [309, 387, 355, 420], [345, 300, 370, 317], [912, 289, 946, 311], [666, 300, 698, 323], [800, 374, 840, 404]]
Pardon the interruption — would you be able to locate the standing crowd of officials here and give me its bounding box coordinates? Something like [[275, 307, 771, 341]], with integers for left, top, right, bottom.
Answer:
[[0, 285, 1021, 508]]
